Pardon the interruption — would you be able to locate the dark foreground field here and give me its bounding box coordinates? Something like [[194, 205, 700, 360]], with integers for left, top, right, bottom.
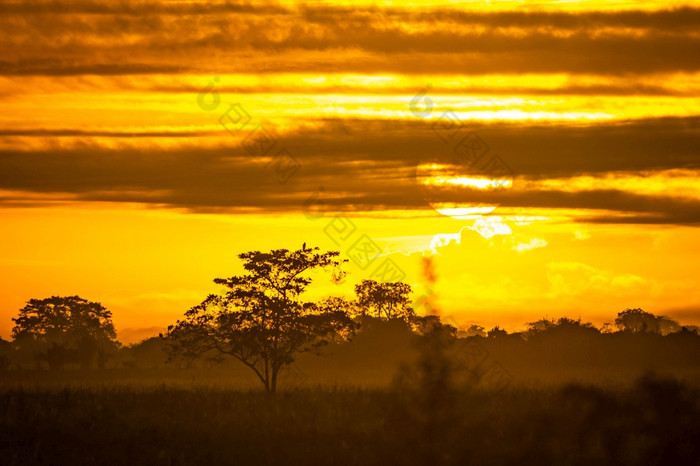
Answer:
[[1, 374, 699, 466]]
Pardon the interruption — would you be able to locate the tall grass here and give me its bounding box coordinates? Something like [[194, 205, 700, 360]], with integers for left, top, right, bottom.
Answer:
[[1, 373, 699, 465]]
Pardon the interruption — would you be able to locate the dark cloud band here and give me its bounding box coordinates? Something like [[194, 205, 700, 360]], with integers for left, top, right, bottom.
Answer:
[[0, 117, 698, 224]]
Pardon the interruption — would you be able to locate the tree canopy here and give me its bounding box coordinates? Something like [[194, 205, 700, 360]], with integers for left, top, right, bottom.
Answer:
[[354, 279, 414, 321], [11, 296, 118, 369], [615, 308, 680, 335], [163, 245, 357, 393]]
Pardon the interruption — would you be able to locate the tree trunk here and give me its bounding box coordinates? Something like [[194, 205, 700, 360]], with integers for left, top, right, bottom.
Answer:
[[270, 367, 278, 394]]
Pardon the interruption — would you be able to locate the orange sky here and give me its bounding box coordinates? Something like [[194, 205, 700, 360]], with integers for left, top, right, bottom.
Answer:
[[1, 0, 700, 343]]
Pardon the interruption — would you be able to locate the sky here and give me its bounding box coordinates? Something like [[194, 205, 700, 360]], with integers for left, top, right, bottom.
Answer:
[[1, 0, 699, 343]]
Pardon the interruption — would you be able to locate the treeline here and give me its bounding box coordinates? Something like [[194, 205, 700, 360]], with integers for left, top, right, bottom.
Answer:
[[1, 246, 699, 391], [2, 302, 699, 391]]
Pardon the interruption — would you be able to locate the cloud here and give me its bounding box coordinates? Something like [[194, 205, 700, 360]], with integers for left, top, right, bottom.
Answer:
[[514, 238, 548, 252], [545, 261, 651, 299], [0, 117, 699, 224], [0, 61, 185, 77], [469, 217, 513, 239], [1, 4, 700, 76]]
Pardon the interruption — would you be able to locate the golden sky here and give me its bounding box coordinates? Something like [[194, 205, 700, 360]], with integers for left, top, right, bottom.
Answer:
[[1, 0, 700, 343]]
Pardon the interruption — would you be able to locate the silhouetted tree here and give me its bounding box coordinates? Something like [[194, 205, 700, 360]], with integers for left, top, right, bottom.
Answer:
[[600, 322, 614, 334], [313, 296, 361, 344], [412, 315, 457, 339], [11, 296, 118, 369], [355, 280, 414, 321], [463, 324, 487, 338], [317, 296, 359, 318], [163, 245, 356, 393], [526, 318, 556, 334], [554, 318, 596, 333], [487, 326, 508, 338], [615, 308, 662, 334], [527, 317, 599, 343]]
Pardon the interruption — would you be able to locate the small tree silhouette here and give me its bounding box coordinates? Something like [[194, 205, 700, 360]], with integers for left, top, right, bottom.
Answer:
[[355, 279, 414, 321], [487, 326, 508, 339]]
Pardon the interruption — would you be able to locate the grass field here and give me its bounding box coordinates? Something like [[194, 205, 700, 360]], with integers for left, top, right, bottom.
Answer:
[[1, 372, 699, 466], [3, 326, 700, 465]]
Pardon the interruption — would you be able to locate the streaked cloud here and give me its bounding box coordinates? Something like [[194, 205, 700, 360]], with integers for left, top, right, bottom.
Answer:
[[2, 4, 700, 76], [1, 116, 698, 224]]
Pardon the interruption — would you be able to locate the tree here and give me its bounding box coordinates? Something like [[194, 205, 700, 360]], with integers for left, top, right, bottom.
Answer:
[[553, 317, 597, 331], [163, 245, 357, 394], [11, 296, 118, 369], [526, 318, 555, 334], [354, 280, 415, 321], [317, 296, 359, 318], [412, 314, 457, 339], [615, 308, 662, 334], [601, 322, 614, 334], [529, 317, 597, 335], [526, 317, 599, 343], [463, 324, 487, 338], [487, 326, 508, 338]]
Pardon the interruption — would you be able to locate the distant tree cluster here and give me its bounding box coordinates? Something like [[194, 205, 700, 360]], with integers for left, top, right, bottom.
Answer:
[[521, 310, 688, 340]]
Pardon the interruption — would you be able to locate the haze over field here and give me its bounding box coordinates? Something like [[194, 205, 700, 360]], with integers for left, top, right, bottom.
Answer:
[[1, 0, 700, 342]]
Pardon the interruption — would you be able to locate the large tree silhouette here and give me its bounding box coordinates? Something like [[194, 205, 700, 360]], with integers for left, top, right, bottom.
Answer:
[[164, 245, 356, 393], [11, 296, 118, 369]]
